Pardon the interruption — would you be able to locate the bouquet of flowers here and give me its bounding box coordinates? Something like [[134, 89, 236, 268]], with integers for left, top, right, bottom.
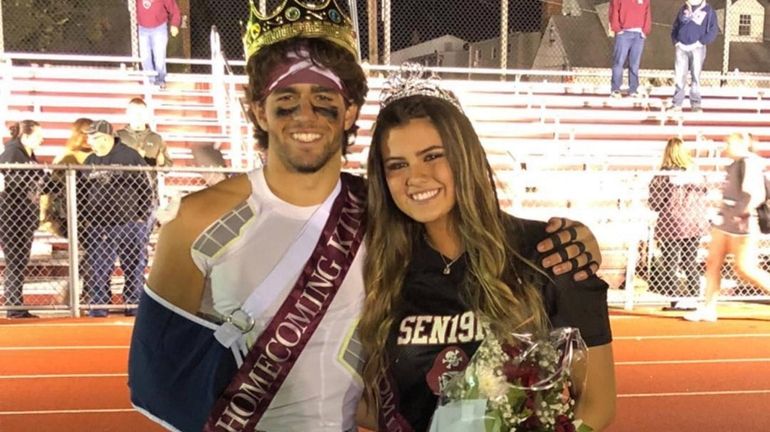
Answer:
[[429, 327, 589, 432]]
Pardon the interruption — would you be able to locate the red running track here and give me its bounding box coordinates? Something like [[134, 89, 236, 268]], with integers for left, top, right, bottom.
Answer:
[[1, 306, 769, 431]]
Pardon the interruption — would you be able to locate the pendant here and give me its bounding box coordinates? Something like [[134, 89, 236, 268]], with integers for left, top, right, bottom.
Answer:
[[443, 266, 451, 275]]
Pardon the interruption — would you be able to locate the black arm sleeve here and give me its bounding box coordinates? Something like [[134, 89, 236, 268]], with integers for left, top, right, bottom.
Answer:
[[507, 215, 613, 347], [541, 274, 612, 347]]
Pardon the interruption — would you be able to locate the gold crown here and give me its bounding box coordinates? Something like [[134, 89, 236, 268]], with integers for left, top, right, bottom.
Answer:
[[243, 0, 358, 60]]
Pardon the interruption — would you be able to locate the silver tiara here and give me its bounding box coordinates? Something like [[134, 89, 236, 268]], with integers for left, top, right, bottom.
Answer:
[[379, 63, 464, 113]]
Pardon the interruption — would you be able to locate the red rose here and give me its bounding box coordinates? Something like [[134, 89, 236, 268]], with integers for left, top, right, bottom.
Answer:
[[524, 390, 536, 410], [502, 343, 523, 358], [504, 362, 540, 388], [519, 415, 542, 431], [555, 415, 576, 432]]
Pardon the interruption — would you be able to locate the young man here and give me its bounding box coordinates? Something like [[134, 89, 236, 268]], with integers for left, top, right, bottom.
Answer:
[[117, 98, 173, 167], [609, 0, 652, 98], [81, 120, 153, 317], [128, 2, 604, 431], [670, 0, 718, 112], [136, 0, 180, 88]]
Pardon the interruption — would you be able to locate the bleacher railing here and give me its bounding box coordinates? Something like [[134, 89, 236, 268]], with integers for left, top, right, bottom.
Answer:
[[210, 26, 257, 170]]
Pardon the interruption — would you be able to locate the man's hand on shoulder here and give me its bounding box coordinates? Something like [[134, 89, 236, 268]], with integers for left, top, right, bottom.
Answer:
[[537, 217, 602, 281]]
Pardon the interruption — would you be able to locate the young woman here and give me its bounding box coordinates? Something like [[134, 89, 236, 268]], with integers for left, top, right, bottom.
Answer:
[[360, 89, 616, 431], [685, 133, 770, 322], [41, 118, 93, 237], [648, 137, 708, 311], [0, 120, 46, 318]]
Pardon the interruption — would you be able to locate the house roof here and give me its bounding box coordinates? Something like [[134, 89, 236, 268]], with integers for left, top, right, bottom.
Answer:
[[552, 14, 613, 68]]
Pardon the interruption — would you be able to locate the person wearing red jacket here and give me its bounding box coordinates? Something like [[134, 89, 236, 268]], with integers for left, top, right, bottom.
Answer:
[[609, 0, 651, 98], [136, 0, 181, 89]]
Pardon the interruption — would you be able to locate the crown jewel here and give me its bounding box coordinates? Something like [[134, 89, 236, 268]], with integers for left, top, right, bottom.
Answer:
[[243, 0, 358, 60], [379, 63, 464, 113]]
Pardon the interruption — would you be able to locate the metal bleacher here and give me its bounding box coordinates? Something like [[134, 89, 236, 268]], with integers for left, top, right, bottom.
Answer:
[[3, 55, 770, 309]]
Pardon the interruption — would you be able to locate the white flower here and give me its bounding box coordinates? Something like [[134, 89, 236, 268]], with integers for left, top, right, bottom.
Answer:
[[477, 367, 508, 400]]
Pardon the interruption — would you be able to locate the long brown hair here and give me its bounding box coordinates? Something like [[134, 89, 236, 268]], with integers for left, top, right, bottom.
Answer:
[[66, 118, 93, 153], [660, 137, 692, 170], [244, 38, 368, 154], [360, 95, 548, 404]]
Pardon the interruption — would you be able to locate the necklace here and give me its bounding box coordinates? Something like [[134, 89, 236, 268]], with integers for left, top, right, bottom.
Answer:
[[438, 253, 462, 275], [424, 234, 463, 275]]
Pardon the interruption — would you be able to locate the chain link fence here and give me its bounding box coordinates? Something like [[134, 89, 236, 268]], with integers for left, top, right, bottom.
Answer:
[[499, 167, 770, 307], [2, 0, 133, 56], [0, 164, 243, 317], [1, 164, 768, 317]]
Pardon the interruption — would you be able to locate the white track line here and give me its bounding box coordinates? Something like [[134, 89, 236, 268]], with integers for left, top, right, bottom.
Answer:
[[619, 389, 770, 398], [0, 408, 136, 416], [615, 333, 770, 341], [616, 358, 770, 366], [0, 373, 127, 380], [0, 345, 128, 351]]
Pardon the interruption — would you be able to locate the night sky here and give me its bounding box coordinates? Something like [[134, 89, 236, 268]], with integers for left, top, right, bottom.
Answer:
[[188, 0, 544, 61], [358, 0, 543, 52]]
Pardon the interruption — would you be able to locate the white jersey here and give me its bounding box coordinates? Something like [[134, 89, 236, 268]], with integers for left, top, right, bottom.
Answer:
[[190, 168, 365, 432]]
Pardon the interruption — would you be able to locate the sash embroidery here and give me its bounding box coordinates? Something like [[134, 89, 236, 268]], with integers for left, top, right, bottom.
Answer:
[[377, 371, 414, 432], [204, 173, 366, 432]]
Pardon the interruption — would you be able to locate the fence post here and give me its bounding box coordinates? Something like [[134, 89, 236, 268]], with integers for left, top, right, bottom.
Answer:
[[367, 0, 379, 63], [382, 0, 391, 65], [128, 0, 139, 62], [500, 0, 508, 75], [623, 174, 647, 311], [349, 0, 362, 59], [65, 169, 82, 318], [722, 0, 732, 81]]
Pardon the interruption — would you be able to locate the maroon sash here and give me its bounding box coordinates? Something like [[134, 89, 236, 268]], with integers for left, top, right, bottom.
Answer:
[[204, 173, 366, 432], [377, 371, 415, 432]]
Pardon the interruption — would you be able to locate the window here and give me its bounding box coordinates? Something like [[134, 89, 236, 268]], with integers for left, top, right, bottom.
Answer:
[[739, 14, 751, 37]]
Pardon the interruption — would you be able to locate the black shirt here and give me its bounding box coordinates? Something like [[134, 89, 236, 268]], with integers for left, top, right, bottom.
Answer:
[[386, 216, 612, 432], [81, 140, 153, 226], [0, 139, 47, 226]]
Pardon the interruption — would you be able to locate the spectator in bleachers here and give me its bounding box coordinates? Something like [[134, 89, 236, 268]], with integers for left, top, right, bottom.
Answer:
[[117, 98, 173, 167], [81, 120, 153, 317], [0, 120, 46, 318], [609, 0, 651, 98], [670, 0, 719, 113], [648, 138, 708, 311], [685, 133, 770, 322], [136, 0, 181, 89], [41, 118, 94, 237]]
